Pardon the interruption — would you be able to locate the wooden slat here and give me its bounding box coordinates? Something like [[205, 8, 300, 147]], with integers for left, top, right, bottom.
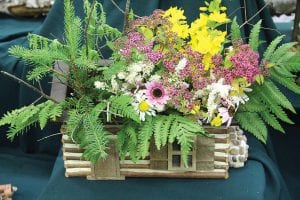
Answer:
[[120, 160, 150, 169], [120, 168, 228, 179], [214, 161, 229, 170], [65, 168, 91, 177], [214, 143, 229, 153], [63, 152, 83, 160], [64, 160, 91, 168], [63, 143, 83, 153], [214, 152, 228, 162]]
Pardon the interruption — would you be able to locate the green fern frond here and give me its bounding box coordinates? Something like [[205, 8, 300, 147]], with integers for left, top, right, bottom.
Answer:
[[235, 112, 267, 143], [125, 124, 139, 161], [117, 127, 129, 160], [249, 20, 262, 51], [260, 112, 285, 133], [153, 116, 164, 150], [65, 109, 84, 141], [110, 95, 140, 123], [263, 80, 296, 113], [263, 35, 284, 60], [64, 0, 82, 58], [270, 42, 297, 63], [271, 71, 300, 94], [256, 89, 294, 124], [137, 117, 154, 158], [81, 114, 110, 163], [230, 17, 241, 40], [285, 55, 300, 72]]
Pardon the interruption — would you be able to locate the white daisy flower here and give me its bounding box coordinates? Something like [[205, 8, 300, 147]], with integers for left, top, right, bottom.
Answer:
[[132, 90, 156, 121]]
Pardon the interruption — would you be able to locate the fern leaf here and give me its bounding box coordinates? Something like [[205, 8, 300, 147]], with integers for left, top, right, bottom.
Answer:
[[263, 80, 296, 113], [263, 35, 284, 60], [249, 20, 262, 51], [235, 112, 267, 143], [138, 117, 154, 158], [256, 89, 294, 124], [38, 101, 54, 129], [153, 117, 164, 150], [230, 17, 241, 40], [64, 0, 82, 58], [270, 42, 297, 64], [125, 124, 139, 161], [285, 55, 300, 72], [117, 127, 129, 160], [260, 112, 285, 133], [110, 95, 140, 123], [271, 71, 300, 94], [81, 114, 109, 163]]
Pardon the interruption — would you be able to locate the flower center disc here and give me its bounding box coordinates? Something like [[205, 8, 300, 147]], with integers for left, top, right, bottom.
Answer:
[[152, 88, 163, 98], [138, 101, 150, 112]]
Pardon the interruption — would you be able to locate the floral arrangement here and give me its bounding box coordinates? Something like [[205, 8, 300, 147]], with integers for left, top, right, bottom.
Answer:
[[0, 0, 299, 166]]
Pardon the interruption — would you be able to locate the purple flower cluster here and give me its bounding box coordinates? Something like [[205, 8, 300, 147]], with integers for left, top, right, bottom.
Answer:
[[214, 44, 261, 84], [120, 32, 162, 63]]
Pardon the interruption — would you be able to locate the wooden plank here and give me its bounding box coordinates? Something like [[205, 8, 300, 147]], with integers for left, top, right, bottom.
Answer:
[[214, 161, 229, 170], [120, 160, 150, 169], [214, 143, 229, 153], [63, 143, 83, 153], [120, 168, 228, 179], [63, 152, 83, 160], [62, 135, 73, 143], [214, 152, 228, 162], [64, 160, 91, 168], [65, 168, 91, 177]]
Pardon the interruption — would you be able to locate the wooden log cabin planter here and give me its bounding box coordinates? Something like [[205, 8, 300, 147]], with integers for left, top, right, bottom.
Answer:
[[50, 63, 249, 180], [62, 125, 249, 180]]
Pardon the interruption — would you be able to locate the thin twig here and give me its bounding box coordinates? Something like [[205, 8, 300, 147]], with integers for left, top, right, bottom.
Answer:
[[247, 22, 282, 34], [37, 133, 62, 141], [31, 96, 43, 105], [37, 81, 44, 93], [109, 0, 140, 18], [228, 6, 245, 17], [0, 71, 58, 103], [243, 0, 248, 23], [239, 2, 270, 29], [123, 0, 131, 32]]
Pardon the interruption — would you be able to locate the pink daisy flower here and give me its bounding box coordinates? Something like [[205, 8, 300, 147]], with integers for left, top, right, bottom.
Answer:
[[145, 81, 169, 106]]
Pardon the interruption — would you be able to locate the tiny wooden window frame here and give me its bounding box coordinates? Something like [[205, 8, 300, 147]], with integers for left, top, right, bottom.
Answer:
[[168, 141, 197, 171]]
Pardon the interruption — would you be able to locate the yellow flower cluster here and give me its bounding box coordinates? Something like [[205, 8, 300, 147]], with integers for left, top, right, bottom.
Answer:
[[163, 0, 230, 70], [163, 7, 189, 39]]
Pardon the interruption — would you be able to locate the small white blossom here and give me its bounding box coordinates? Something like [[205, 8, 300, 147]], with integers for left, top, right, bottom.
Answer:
[[117, 72, 127, 79], [94, 81, 106, 90], [175, 58, 187, 73], [149, 75, 161, 82], [111, 76, 119, 92]]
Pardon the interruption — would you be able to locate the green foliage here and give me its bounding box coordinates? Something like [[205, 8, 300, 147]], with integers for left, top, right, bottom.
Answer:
[[263, 35, 284, 60], [81, 114, 110, 163], [64, 0, 82, 58], [235, 112, 267, 143], [118, 115, 207, 167], [230, 17, 241, 40], [0, 101, 63, 140], [103, 60, 126, 80], [249, 20, 262, 51], [109, 95, 140, 123]]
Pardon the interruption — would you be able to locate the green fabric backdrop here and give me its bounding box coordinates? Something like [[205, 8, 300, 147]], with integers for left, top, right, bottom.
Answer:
[[0, 0, 299, 199]]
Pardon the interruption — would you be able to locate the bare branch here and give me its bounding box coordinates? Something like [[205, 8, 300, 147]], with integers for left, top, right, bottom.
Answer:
[[0, 71, 58, 103]]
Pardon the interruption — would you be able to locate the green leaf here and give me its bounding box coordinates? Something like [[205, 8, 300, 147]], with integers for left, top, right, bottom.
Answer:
[[249, 20, 262, 51], [230, 17, 241, 40], [263, 35, 284, 60]]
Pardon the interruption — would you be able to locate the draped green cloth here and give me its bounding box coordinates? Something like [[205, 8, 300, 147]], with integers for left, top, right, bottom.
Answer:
[[0, 0, 298, 199]]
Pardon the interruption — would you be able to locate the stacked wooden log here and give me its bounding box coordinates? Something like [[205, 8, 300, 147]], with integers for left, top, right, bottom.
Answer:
[[0, 184, 17, 200], [62, 126, 248, 180]]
